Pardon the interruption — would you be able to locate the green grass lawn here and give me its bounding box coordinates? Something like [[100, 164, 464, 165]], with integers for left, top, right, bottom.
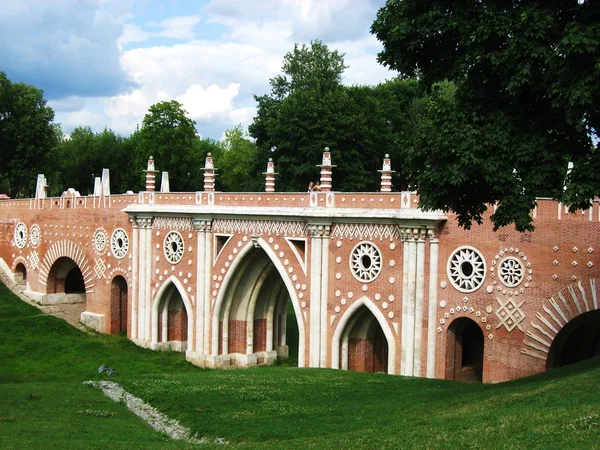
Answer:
[[1, 281, 599, 449]]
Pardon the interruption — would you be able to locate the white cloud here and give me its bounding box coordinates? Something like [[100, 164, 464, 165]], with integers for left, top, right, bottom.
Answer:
[[63, 109, 104, 130], [157, 15, 202, 40], [118, 23, 150, 45], [42, 0, 392, 139], [177, 83, 241, 120]]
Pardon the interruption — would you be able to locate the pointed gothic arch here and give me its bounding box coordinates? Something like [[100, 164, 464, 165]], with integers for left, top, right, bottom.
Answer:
[[331, 296, 396, 375], [211, 238, 306, 368], [151, 276, 194, 352]]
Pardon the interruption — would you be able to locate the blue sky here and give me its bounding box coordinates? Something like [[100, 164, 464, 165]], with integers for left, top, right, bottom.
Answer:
[[0, 0, 393, 139]]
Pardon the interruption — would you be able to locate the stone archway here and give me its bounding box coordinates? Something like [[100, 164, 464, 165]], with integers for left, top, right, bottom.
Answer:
[[331, 297, 396, 375], [522, 279, 600, 367], [45, 257, 86, 304], [212, 240, 304, 368], [546, 309, 600, 369], [110, 275, 128, 334], [446, 317, 484, 382], [14, 262, 26, 286], [151, 277, 192, 352], [39, 240, 94, 294]]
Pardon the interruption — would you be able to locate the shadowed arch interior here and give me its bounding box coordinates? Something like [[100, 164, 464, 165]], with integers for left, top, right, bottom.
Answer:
[[446, 317, 484, 382], [46, 257, 86, 303], [217, 246, 298, 366], [340, 305, 389, 373], [546, 310, 600, 369], [110, 275, 128, 334], [155, 281, 189, 352], [14, 263, 26, 285]]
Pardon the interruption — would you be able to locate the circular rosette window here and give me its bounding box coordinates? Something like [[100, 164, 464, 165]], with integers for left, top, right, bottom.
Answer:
[[447, 246, 486, 293], [498, 256, 524, 288], [93, 228, 108, 254], [350, 241, 382, 283], [110, 228, 129, 259], [29, 224, 41, 247], [14, 223, 27, 249], [164, 231, 184, 264]]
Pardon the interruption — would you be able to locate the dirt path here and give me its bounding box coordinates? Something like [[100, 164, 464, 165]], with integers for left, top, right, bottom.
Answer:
[[0, 270, 86, 330]]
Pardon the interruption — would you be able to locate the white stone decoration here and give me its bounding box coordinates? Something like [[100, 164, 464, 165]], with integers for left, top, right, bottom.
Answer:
[[495, 297, 525, 332], [331, 223, 401, 240], [153, 216, 194, 231], [447, 246, 486, 293], [93, 228, 108, 254], [29, 224, 41, 247], [164, 231, 184, 264], [498, 256, 524, 288], [111, 228, 129, 259], [212, 218, 307, 237], [349, 241, 382, 283], [28, 250, 39, 270], [14, 223, 27, 249]]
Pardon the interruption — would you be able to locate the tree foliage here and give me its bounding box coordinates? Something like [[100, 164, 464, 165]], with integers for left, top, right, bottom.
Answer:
[[0, 71, 58, 197], [372, 0, 600, 231], [213, 125, 261, 192], [136, 100, 201, 192], [250, 40, 420, 192], [53, 127, 138, 195]]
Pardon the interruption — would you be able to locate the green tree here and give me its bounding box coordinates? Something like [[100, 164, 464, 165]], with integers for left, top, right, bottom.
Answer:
[[250, 41, 419, 192], [136, 100, 200, 192], [372, 0, 600, 231], [0, 72, 58, 197], [213, 125, 261, 192]]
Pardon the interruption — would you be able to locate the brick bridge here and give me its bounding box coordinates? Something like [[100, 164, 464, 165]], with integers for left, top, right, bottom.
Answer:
[[1, 151, 599, 383]]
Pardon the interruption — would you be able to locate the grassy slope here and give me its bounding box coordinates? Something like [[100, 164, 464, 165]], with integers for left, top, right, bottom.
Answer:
[[1, 282, 599, 449]]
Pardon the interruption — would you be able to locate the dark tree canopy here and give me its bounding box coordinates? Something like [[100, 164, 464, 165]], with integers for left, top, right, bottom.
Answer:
[[372, 0, 600, 231], [136, 100, 202, 192], [250, 40, 421, 192], [0, 71, 57, 197]]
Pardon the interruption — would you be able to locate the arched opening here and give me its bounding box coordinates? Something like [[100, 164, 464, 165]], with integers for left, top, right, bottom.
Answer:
[[339, 305, 389, 373], [216, 245, 300, 368], [154, 281, 189, 352], [446, 317, 484, 382], [14, 263, 27, 286], [546, 310, 600, 369], [46, 257, 86, 304], [110, 276, 128, 334]]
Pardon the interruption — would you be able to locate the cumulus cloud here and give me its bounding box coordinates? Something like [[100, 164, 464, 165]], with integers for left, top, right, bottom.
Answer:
[[0, 0, 134, 99], [41, 0, 393, 139]]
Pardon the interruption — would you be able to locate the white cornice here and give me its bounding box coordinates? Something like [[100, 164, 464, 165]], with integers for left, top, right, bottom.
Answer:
[[123, 204, 447, 223]]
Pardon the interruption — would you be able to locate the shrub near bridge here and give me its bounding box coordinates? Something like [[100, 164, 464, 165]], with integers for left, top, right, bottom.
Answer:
[[0, 281, 599, 449]]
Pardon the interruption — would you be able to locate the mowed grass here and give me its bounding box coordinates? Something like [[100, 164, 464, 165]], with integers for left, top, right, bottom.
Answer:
[[1, 282, 600, 449]]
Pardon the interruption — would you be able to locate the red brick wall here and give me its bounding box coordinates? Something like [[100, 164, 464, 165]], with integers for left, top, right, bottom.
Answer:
[[253, 318, 267, 352], [228, 320, 247, 354]]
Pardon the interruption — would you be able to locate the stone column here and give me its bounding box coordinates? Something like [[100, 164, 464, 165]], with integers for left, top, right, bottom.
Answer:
[[400, 229, 410, 375], [413, 229, 426, 376], [136, 217, 153, 344], [308, 224, 322, 367], [426, 230, 439, 378], [262, 158, 278, 192], [130, 216, 139, 340], [308, 222, 331, 367], [377, 154, 395, 192], [193, 218, 211, 359], [319, 224, 331, 368], [404, 229, 418, 376]]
